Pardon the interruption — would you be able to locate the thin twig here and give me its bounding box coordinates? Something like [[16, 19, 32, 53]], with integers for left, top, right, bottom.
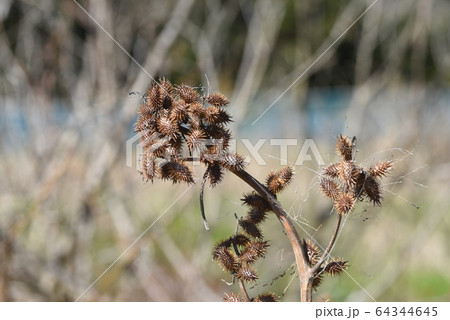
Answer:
[[232, 213, 241, 256], [311, 214, 343, 274], [199, 170, 210, 230], [238, 279, 251, 302]]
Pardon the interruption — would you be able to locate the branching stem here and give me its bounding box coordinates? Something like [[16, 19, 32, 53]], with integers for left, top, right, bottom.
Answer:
[[188, 160, 344, 301], [230, 168, 313, 301]]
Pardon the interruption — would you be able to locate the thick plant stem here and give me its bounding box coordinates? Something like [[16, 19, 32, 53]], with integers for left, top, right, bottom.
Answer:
[[300, 277, 314, 302], [231, 169, 312, 301]]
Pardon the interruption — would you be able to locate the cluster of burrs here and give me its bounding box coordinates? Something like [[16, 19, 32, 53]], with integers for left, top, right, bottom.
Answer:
[[320, 135, 393, 215], [134, 79, 246, 186]]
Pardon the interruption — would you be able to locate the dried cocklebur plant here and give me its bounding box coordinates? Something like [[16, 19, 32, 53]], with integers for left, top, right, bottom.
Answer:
[[134, 79, 393, 301]]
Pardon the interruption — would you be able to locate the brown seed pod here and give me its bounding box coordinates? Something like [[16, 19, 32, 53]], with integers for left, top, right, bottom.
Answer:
[[213, 246, 239, 273], [176, 84, 199, 103], [157, 117, 179, 139], [140, 131, 158, 149], [135, 116, 157, 134], [323, 163, 340, 178], [219, 131, 232, 150], [239, 219, 263, 239], [141, 152, 156, 182], [206, 92, 229, 107], [236, 266, 258, 282], [303, 239, 321, 266], [231, 234, 251, 247], [214, 109, 232, 124], [334, 192, 356, 215], [168, 134, 183, 151], [147, 139, 169, 158], [338, 160, 359, 187], [324, 258, 348, 276], [159, 78, 175, 96], [354, 170, 368, 199], [239, 246, 260, 264], [239, 241, 269, 264], [159, 79, 175, 110], [244, 241, 269, 260], [369, 160, 393, 178], [206, 162, 224, 188], [159, 160, 194, 184], [312, 271, 324, 289], [205, 124, 231, 140], [266, 167, 293, 194], [169, 103, 188, 123], [336, 134, 354, 161], [363, 174, 382, 205], [320, 178, 341, 201], [136, 103, 154, 120], [254, 293, 278, 302], [186, 102, 204, 118], [241, 192, 271, 212], [220, 153, 246, 171], [186, 129, 206, 152], [213, 238, 233, 251], [171, 161, 194, 184], [247, 209, 267, 225], [134, 119, 149, 134], [203, 106, 220, 123], [159, 161, 172, 180], [146, 83, 164, 110]]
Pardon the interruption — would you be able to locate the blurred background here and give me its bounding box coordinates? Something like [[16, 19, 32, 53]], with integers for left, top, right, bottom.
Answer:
[[1, 0, 449, 301]]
